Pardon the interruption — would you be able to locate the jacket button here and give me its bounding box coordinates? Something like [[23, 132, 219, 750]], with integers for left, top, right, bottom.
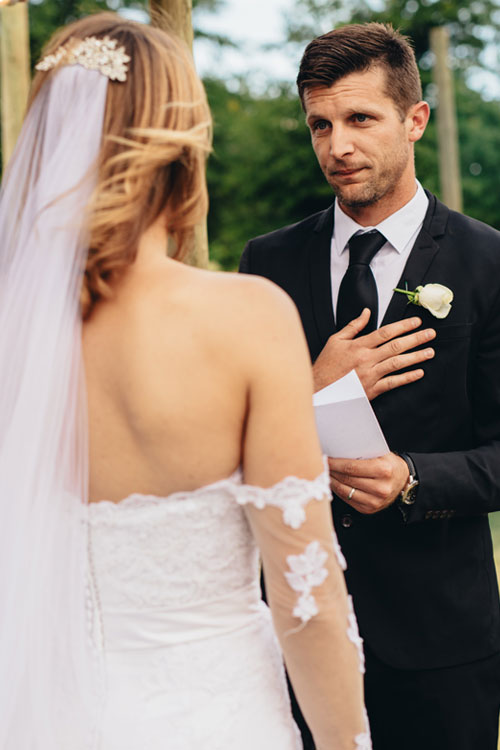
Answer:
[[341, 514, 353, 528]]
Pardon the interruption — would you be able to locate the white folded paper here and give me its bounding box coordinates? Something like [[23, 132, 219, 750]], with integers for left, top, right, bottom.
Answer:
[[313, 370, 389, 459]]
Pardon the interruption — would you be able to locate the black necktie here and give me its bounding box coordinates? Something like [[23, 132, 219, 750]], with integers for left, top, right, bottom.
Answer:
[[336, 230, 386, 334]]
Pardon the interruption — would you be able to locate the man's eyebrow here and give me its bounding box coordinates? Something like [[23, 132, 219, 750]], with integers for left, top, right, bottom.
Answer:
[[344, 103, 383, 116], [305, 112, 328, 123], [305, 103, 383, 122]]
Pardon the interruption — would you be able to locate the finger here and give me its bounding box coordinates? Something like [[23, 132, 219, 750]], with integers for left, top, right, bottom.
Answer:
[[328, 456, 392, 478], [336, 308, 371, 340], [330, 476, 381, 514], [371, 367, 427, 397], [331, 471, 393, 499], [375, 346, 435, 378], [359, 316, 424, 347], [374, 327, 436, 364]]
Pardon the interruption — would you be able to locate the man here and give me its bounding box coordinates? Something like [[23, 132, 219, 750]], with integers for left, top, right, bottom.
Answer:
[[240, 23, 500, 750]]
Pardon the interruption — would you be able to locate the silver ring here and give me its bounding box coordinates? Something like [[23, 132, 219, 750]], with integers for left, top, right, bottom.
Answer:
[[347, 487, 356, 500]]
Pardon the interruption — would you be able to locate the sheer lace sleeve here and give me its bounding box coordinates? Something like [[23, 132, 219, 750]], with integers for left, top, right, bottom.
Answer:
[[237, 460, 371, 750]]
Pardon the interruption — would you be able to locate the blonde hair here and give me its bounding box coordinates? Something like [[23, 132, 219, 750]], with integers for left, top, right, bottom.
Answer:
[[30, 12, 212, 318]]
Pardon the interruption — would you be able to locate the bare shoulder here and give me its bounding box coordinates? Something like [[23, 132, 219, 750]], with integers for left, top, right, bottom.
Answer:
[[124, 260, 308, 368], [159, 262, 301, 334], [210, 269, 299, 322], [192, 267, 306, 348]]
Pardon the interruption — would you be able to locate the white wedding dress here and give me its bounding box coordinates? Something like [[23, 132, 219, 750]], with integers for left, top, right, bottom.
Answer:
[[87, 464, 371, 750], [0, 53, 371, 750]]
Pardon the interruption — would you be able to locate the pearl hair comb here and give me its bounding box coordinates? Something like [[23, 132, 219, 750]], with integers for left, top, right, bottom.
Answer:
[[35, 35, 130, 82]]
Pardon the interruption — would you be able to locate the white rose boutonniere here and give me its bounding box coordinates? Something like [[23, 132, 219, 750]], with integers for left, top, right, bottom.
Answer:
[[394, 283, 453, 319]]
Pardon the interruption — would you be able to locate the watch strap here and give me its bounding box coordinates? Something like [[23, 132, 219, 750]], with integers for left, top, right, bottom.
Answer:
[[395, 452, 419, 520], [397, 451, 417, 482]]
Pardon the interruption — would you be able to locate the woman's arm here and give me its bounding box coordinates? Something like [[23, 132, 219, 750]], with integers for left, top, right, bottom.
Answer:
[[238, 277, 370, 749]]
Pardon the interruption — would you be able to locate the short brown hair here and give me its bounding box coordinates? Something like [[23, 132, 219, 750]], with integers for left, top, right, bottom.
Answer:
[[30, 13, 211, 318], [297, 23, 422, 118]]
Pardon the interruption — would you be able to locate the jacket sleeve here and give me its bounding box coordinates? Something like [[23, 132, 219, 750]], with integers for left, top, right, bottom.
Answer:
[[239, 241, 253, 274], [405, 285, 500, 523]]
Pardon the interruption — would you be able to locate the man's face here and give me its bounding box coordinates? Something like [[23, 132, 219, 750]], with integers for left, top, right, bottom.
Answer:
[[304, 67, 417, 213]]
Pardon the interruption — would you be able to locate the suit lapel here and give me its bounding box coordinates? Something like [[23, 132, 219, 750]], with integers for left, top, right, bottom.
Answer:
[[307, 205, 336, 346], [381, 192, 448, 326], [304, 193, 450, 338]]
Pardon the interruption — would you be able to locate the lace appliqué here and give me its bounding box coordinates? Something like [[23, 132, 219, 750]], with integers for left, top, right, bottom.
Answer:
[[356, 729, 372, 749], [284, 541, 329, 623], [234, 458, 330, 529], [347, 595, 365, 674], [355, 708, 372, 749], [332, 530, 347, 570]]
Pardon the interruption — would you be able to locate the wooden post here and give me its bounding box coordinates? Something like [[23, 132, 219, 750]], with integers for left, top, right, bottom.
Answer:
[[150, 0, 208, 269], [430, 26, 462, 213], [152, 0, 193, 48], [0, 2, 30, 170]]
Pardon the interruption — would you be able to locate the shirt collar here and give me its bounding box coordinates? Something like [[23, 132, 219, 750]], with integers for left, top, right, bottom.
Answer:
[[333, 181, 429, 256]]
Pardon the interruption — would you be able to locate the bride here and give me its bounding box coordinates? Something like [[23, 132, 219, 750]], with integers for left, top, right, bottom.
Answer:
[[0, 12, 370, 750]]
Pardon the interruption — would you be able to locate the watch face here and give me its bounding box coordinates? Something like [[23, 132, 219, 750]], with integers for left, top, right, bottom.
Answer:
[[401, 479, 418, 505]]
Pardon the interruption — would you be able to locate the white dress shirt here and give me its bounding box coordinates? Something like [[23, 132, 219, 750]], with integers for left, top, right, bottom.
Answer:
[[331, 181, 429, 328]]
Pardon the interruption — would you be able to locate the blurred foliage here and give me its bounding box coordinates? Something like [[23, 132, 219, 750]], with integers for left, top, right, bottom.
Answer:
[[285, 0, 500, 76], [29, 0, 227, 62], [205, 78, 331, 268], [205, 75, 500, 269], [205, 0, 500, 268], [6, 0, 500, 269], [30, 0, 137, 61]]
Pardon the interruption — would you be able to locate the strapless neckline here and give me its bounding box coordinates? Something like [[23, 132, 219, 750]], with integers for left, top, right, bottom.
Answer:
[[88, 468, 243, 511], [87, 461, 330, 513]]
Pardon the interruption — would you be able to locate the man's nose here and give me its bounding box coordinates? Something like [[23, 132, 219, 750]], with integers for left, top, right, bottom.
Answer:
[[329, 126, 355, 159]]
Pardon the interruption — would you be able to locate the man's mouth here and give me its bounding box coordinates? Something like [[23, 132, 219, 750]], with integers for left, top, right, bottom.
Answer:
[[330, 166, 366, 178]]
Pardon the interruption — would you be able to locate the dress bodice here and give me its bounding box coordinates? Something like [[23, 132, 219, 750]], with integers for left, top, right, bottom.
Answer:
[[88, 474, 264, 650], [86, 468, 372, 750]]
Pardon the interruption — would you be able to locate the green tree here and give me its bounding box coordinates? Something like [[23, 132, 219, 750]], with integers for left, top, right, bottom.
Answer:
[[456, 80, 500, 230], [29, 0, 137, 62], [205, 78, 331, 269], [204, 76, 500, 270], [285, 0, 500, 75], [29, 0, 226, 63], [203, 0, 500, 269], [24, 0, 500, 271]]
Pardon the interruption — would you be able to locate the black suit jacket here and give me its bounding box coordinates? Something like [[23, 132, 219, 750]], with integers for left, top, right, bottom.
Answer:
[[240, 192, 500, 670]]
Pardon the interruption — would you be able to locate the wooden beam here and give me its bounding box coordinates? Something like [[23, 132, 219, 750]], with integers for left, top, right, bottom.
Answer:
[[430, 26, 463, 213], [151, 0, 194, 49], [0, 2, 30, 170], [150, 0, 208, 269]]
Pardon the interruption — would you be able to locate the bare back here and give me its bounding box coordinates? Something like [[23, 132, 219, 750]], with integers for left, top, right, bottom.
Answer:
[[84, 261, 249, 501], [82, 234, 368, 750], [83, 212, 323, 503]]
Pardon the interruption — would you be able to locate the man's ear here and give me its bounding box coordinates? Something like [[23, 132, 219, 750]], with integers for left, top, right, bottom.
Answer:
[[406, 101, 430, 143]]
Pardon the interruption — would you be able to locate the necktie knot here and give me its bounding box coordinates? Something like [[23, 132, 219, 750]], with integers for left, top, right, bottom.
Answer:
[[348, 230, 386, 267]]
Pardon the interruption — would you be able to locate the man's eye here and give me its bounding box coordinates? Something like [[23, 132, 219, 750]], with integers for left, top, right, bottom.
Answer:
[[313, 120, 330, 131], [353, 113, 369, 123]]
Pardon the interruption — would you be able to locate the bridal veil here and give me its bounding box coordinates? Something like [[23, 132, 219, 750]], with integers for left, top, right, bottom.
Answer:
[[0, 64, 108, 748]]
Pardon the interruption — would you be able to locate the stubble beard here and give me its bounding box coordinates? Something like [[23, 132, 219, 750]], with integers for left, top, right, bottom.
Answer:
[[331, 177, 386, 209], [328, 143, 410, 210]]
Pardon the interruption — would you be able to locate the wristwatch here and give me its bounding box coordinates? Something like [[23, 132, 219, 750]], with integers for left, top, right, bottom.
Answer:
[[397, 452, 419, 505]]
